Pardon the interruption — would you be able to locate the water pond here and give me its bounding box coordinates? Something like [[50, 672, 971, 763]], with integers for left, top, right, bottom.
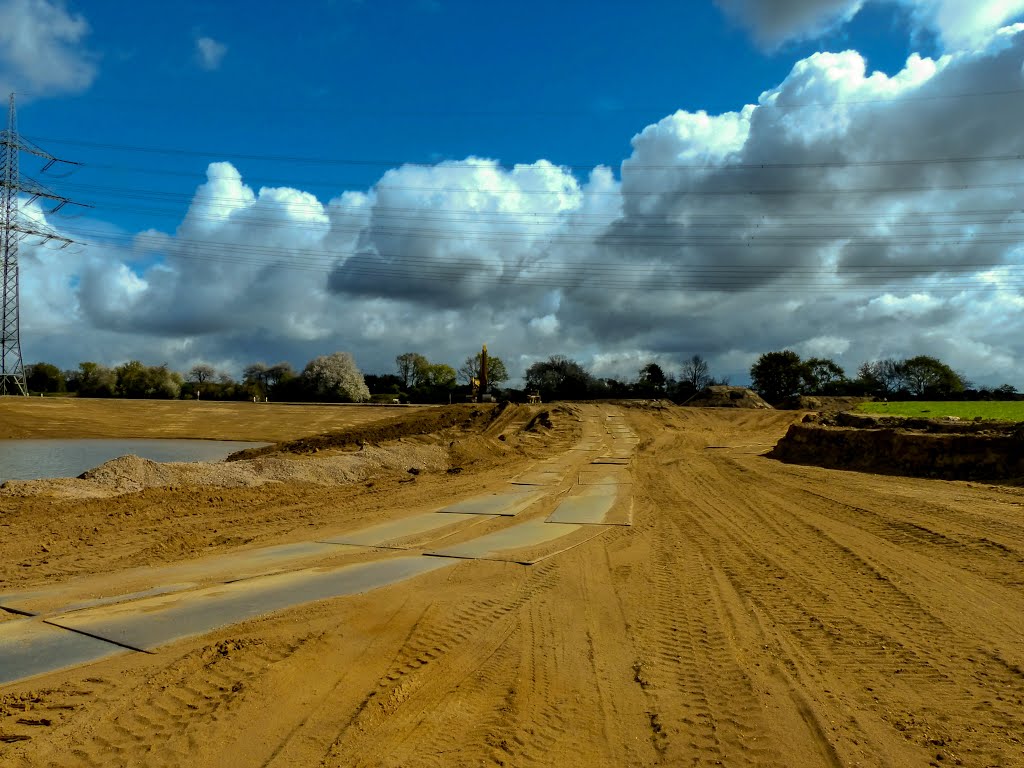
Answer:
[[0, 439, 269, 483]]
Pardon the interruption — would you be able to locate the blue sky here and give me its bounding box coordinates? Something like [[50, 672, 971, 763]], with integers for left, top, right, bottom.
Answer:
[[20, 0, 928, 221], [6, 0, 1024, 387]]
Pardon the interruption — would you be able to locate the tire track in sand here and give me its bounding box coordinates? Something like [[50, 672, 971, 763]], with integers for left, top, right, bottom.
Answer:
[[49, 637, 307, 768], [668, 429, 1024, 766]]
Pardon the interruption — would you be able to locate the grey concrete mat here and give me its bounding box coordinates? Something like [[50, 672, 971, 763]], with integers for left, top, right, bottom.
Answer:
[[0, 584, 199, 618], [424, 519, 581, 562], [149, 541, 351, 584], [510, 470, 565, 486], [592, 457, 630, 465], [0, 542, 356, 617], [186, 542, 350, 580], [437, 490, 542, 516], [578, 468, 632, 485], [546, 495, 617, 525], [48, 557, 452, 652], [319, 512, 478, 547], [0, 619, 127, 686]]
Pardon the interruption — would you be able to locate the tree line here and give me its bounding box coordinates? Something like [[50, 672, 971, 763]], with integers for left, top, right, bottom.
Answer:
[[748, 351, 1019, 404], [21, 349, 513, 404], [24, 353, 372, 403], [21, 348, 1019, 405], [517, 354, 722, 403]]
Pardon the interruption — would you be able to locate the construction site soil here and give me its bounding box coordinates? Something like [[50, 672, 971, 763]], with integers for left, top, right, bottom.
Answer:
[[772, 411, 1024, 483], [2, 398, 1023, 767]]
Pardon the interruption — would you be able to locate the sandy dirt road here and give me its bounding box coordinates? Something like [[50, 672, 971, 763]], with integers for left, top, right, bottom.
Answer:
[[2, 403, 1024, 766]]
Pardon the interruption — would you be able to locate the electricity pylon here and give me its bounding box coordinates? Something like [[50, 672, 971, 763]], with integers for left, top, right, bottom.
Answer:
[[1, 93, 86, 396]]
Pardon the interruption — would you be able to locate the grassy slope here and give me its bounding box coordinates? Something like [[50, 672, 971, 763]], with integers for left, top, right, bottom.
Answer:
[[855, 401, 1024, 421]]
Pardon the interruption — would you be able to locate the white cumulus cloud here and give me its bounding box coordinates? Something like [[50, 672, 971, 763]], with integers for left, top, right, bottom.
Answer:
[[715, 0, 864, 48], [195, 36, 227, 71], [716, 0, 1024, 51], [16, 22, 1024, 389], [0, 0, 95, 97]]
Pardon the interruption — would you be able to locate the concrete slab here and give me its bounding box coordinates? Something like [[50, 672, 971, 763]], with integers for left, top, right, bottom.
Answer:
[[510, 471, 565, 486], [0, 619, 127, 686], [319, 512, 478, 548], [592, 457, 630, 465], [0, 542, 359, 617], [437, 490, 542, 516], [1, 583, 197, 618], [425, 519, 581, 562], [546, 495, 616, 524], [48, 557, 451, 652], [538, 457, 576, 467], [57, 584, 198, 616], [579, 469, 632, 486]]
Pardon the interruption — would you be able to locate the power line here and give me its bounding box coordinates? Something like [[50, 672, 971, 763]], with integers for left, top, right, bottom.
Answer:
[[58, 224, 1024, 275], [47, 176, 1024, 215], [17, 84, 1024, 117], [24, 134, 1024, 173], [63, 236, 1024, 294], [50, 181, 1024, 224], [1, 94, 87, 396], [49, 195, 1024, 243], [56, 214, 1024, 250]]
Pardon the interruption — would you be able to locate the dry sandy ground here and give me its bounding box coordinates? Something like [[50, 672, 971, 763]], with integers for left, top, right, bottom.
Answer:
[[0, 398, 420, 441], [2, 401, 1024, 767]]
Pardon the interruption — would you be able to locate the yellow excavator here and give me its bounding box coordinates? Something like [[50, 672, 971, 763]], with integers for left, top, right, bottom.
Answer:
[[470, 344, 494, 403]]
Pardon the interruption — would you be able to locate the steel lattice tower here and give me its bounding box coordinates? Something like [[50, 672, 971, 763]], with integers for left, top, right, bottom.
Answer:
[[1, 93, 84, 396]]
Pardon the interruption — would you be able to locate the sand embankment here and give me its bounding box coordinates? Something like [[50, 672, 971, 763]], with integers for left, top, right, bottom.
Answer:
[[770, 412, 1024, 483]]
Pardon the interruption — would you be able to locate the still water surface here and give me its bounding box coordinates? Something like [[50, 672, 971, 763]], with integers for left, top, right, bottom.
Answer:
[[0, 439, 268, 482]]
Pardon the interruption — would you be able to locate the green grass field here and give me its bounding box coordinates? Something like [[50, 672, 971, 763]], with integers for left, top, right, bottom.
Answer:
[[855, 401, 1024, 422]]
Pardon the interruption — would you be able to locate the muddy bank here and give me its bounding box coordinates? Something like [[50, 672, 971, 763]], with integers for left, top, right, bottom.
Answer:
[[769, 417, 1024, 482]]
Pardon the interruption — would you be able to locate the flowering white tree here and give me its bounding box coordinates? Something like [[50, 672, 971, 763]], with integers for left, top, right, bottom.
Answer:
[[302, 352, 371, 402]]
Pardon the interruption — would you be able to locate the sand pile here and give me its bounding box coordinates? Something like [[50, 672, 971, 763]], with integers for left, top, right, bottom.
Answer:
[[0, 402, 559, 501], [0, 442, 450, 499], [785, 395, 869, 411], [231, 402, 517, 460], [686, 386, 773, 409]]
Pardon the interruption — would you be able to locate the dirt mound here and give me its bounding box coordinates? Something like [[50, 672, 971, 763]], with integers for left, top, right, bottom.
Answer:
[[828, 410, 1011, 434], [769, 419, 1024, 483], [525, 410, 553, 431], [619, 399, 674, 410], [0, 442, 451, 499], [0, 402, 559, 500], [782, 395, 869, 412], [686, 386, 773, 409], [229, 403, 512, 460]]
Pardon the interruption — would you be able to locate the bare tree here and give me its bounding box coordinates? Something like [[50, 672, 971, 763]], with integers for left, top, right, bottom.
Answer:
[[459, 353, 510, 386], [857, 359, 903, 396], [243, 362, 270, 396], [396, 352, 429, 389], [680, 354, 711, 392], [266, 362, 296, 388]]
